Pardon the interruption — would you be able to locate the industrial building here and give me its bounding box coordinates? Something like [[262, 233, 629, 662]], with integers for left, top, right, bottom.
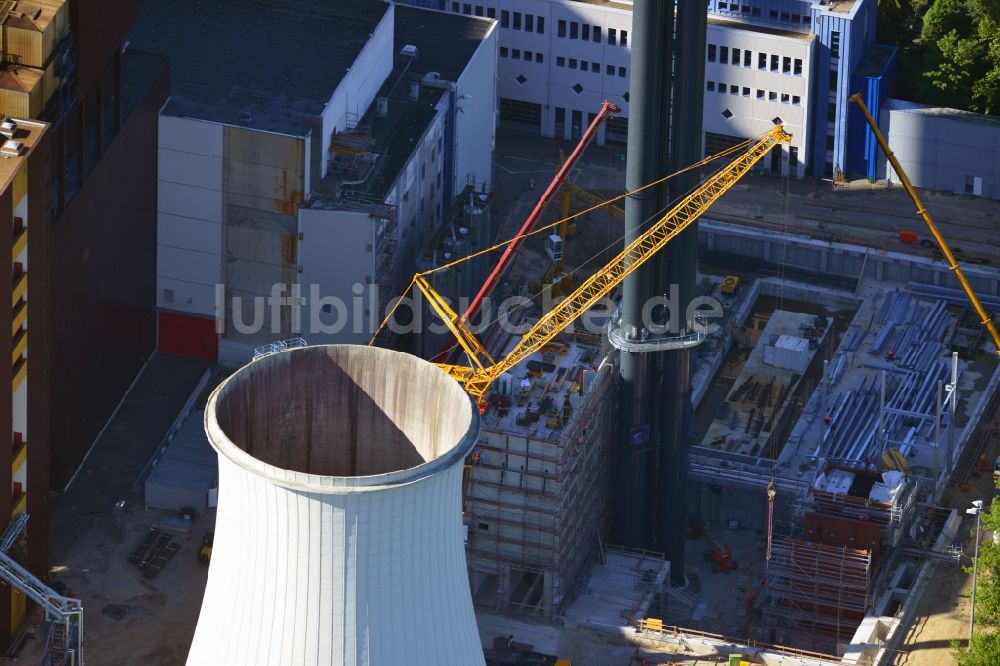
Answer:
[[878, 98, 1000, 200], [402, 0, 896, 179], [0, 0, 169, 646], [137, 0, 497, 364]]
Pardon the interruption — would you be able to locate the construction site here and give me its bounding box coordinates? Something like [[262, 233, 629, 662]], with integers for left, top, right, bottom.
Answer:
[[6, 2, 1000, 665]]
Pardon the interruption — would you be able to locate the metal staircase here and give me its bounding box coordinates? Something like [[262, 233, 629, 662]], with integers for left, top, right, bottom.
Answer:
[[0, 515, 83, 665]]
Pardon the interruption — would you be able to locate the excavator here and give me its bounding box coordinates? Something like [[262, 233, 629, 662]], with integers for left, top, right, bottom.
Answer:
[[850, 94, 1000, 357], [371, 123, 793, 404]]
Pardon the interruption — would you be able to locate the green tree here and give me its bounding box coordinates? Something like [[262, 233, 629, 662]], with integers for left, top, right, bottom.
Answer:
[[918, 0, 1000, 113], [953, 631, 1000, 666]]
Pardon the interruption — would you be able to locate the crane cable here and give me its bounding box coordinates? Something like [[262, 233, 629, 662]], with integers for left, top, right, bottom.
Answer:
[[371, 135, 761, 345]]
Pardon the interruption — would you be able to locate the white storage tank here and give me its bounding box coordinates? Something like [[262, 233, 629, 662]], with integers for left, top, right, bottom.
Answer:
[[189, 345, 484, 666]]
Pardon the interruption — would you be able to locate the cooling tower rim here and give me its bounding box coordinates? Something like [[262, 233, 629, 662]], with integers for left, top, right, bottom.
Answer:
[[204, 345, 480, 493]]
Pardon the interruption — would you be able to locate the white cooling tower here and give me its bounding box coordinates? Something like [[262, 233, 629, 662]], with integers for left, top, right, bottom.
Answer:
[[188, 345, 485, 666]]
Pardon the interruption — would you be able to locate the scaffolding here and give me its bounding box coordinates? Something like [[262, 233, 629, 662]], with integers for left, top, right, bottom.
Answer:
[[465, 346, 616, 617], [763, 537, 872, 650]]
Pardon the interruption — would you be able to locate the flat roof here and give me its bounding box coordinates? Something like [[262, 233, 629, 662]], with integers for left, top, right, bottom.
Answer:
[[709, 15, 815, 40], [885, 97, 1000, 130], [319, 5, 493, 201], [129, 0, 390, 135], [0, 116, 46, 196]]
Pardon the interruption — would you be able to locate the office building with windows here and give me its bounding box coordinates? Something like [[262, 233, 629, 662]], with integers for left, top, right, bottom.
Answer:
[[402, 0, 896, 179]]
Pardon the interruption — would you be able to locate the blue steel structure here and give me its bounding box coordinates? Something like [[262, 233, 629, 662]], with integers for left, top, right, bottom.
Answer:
[[708, 0, 894, 179]]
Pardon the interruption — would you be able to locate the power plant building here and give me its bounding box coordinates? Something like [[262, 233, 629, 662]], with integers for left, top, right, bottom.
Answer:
[[136, 0, 498, 364]]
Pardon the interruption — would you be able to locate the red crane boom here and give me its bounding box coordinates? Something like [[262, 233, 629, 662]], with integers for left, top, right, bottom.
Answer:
[[435, 100, 620, 362]]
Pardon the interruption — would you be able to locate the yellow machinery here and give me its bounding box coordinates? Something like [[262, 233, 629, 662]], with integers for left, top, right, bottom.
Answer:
[[721, 275, 741, 295], [850, 94, 1000, 356], [373, 124, 793, 404]]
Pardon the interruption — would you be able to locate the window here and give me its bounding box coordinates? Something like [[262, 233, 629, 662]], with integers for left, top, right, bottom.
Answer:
[[582, 24, 590, 40], [513, 12, 521, 29], [537, 17, 545, 33], [619, 66, 627, 77], [591, 61, 599, 72], [831, 31, 841, 55], [752, 7, 761, 16], [789, 147, 798, 169], [608, 28, 616, 44], [557, 56, 566, 67], [501, 10, 509, 27], [756, 89, 765, 100], [536, 53, 544, 63], [594, 26, 601, 42], [570, 21, 578, 39], [719, 1, 728, 8], [780, 11, 789, 21], [828, 70, 838, 92], [792, 95, 801, 105], [707, 81, 715, 91], [569, 58, 577, 69], [791, 13, 800, 22], [731, 49, 741, 66], [524, 50, 532, 61], [827, 103, 837, 122], [783, 57, 791, 74], [463, 3, 471, 15], [512, 49, 521, 59], [744, 50, 752, 67], [451, 1, 459, 12], [826, 134, 835, 150], [781, 93, 790, 103], [769, 9, 778, 18], [718, 82, 727, 93], [487, 7, 495, 18], [607, 64, 615, 75], [708, 44, 717, 62], [769, 91, 777, 101], [758, 53, 767, 69], [742, 86, 750, 96], [794, 59, 802, 76], [730, 84, 739, 94], [474, 5, 483, 16], [525, 14, 533, 31], [558, 19, 566, 37], [742, 5, 750, 13], [770, 54, 779, 71], [720, 46, 729, 64], [579, 60, 588, 70], [802, 15, 810, 26], [500, 47, 509, 57], [620, 30, 628, 46]]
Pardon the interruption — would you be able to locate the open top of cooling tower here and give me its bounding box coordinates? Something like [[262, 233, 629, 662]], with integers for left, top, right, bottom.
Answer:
[[204, 345, 479, 489]]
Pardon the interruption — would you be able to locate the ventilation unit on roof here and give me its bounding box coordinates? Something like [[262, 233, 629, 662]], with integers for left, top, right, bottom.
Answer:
[[0, 140, 23, 157], [400, 44, 419, 57], [0, 119, 16, 139], [376, 97, 388, 118]]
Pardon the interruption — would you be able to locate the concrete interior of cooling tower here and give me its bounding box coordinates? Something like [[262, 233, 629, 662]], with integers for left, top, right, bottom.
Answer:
[[210, 344, 476, 478]]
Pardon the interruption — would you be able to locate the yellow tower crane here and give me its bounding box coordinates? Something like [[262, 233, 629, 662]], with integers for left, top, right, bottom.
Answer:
[[373, 124, 792, 403], [850, 94, 1000, 356]]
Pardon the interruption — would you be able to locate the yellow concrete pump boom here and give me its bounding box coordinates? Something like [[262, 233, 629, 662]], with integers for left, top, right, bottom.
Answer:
[[390, 124, 792, 403], [850, 93, 1000, 356]]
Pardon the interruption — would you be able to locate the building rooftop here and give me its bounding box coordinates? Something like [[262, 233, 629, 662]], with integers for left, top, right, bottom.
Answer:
[[129, 0, 390, 135], [0, 115, 46, 194], [885, 97, 1000, 130], [312, 5, 493, 203], [708, 15, 815, 40]]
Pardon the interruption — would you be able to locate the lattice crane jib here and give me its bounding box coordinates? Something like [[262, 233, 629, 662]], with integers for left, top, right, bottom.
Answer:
[[385, 125, 792, 404]]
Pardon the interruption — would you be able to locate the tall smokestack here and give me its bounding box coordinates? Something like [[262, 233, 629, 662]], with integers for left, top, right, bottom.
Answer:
[[189, 345, 485, 666]]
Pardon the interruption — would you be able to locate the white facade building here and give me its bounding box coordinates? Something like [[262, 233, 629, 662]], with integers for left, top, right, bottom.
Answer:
[[405, 0, 888, 179], [144, 0, 498, 363]]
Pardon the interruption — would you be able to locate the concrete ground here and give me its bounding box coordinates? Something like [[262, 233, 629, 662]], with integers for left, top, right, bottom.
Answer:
[[23, 352, 212, 665]]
